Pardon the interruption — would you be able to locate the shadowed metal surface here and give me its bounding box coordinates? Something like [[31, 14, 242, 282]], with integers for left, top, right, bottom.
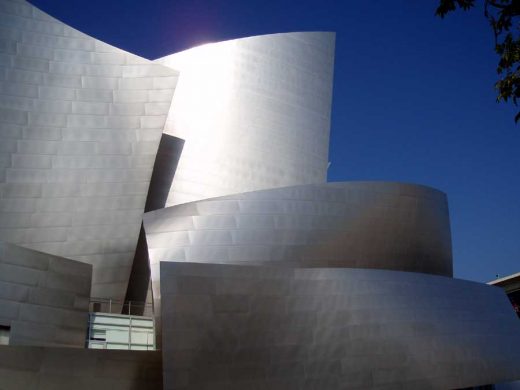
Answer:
[[0, 0, 178, 302], [0, 241, 91, 347], [124, 134, 184, 313], [144, 181, 453, 322], [143, 134, 185, 213], [160, 261, 520, 390], [0, 345, 162, 389], [155, 32, 335, 206]]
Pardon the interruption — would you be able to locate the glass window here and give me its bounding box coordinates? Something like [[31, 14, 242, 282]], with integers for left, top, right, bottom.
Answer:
[[0, 325, 10, 345]]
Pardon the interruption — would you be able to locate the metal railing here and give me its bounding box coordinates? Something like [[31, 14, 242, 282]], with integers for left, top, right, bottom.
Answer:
[[89, 298, 154, 316]]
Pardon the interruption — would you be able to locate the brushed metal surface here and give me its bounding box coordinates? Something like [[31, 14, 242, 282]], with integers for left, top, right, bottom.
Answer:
[[144, 181, 453, 323], [0, 0, 178, 302], [155, 32, 335, 206], [0, 241, 91, 347], [1, 3, 516, 388], [160, 261, 520, 389], [0, 345, 162, 389]]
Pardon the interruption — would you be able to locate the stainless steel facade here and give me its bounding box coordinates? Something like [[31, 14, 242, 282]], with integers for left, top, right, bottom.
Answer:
[[155, 32, 335, 206], [144, 181, 452, 273], [143, 182, 453, 324], [160, 262, 520, 390], [0, 345, 162, 389], [0, 1, 519, 389], [0, 241, 92, 347], [144, 180, 520, 388], [0, 0, 178, 302]]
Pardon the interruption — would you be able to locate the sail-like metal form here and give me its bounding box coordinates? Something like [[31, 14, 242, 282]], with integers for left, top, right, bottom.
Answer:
[[0, 0, 178, 301], [143, 181, 453, 320], [155, 32, 335, 206], [0, 1, 519, 388], [145, 180, 520, 389], [160, 262, 520, 389]]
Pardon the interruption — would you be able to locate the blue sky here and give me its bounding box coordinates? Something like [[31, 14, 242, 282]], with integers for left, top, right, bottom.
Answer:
[[29, 0, 520, 282]]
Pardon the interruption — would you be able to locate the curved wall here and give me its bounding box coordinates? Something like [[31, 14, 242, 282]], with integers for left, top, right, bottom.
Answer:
[[160, 262, 520, 389], [0, 241, 92, 347], [124, 134, 185, 310], [143, 181, 453, 324], [155, 32, 335, 206], [0, 345, 162, 390], [0, 0, 178, 301]]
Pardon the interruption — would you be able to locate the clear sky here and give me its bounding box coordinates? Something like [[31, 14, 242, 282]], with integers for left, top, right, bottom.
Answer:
[[29, 0, 520, 283]]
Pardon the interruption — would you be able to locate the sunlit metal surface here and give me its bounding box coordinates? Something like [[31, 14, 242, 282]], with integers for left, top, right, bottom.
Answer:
[[161, 261, 520, 390], [0, 0, 178, 302], [1, 2, 517, 388], [155, 32, 335, 206], [143, 181, 453, 330]]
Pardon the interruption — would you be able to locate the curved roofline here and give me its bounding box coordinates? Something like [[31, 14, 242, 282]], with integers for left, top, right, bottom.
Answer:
[[153, 31, 336, 62], [144, 180, 447, 217]]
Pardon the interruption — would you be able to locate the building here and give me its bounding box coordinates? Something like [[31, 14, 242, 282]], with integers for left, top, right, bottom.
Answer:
[[0, 0, 520, 388], [489, 272, 520, 318]]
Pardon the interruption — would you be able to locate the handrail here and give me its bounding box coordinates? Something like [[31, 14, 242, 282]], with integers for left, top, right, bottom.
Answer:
[[89, 297, 154, 316]]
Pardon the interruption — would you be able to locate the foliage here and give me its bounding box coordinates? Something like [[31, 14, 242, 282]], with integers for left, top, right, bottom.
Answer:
[[436, 0, 520, 122]]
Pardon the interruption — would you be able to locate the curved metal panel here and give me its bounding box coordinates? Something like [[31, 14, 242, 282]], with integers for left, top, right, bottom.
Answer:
[[0, 345, 162, 389], [0, 0, 178, 301], [160, 261, 520, 389], [155, 32, 335, 206], [144, 181, 452, 333], [0, 241, 92, 347]]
